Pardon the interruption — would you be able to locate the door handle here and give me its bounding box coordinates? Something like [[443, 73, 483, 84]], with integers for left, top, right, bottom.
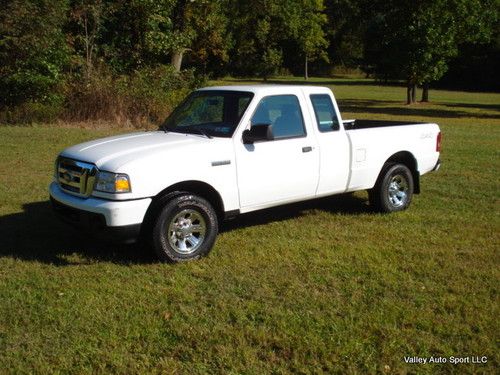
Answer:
[[302, 146, 313, 153]]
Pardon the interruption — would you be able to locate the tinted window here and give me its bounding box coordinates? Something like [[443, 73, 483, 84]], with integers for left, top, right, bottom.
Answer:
[[161, 91, 253, 138], [177, 95, 223, 126], [238, 96, 252, 117], [310, 94, 340, 132], [251, 95, 305, 139]]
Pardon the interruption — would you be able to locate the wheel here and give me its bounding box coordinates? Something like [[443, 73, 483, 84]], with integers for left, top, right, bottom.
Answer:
[[369, 163, 414, 213], [152, 193, 218, 262]]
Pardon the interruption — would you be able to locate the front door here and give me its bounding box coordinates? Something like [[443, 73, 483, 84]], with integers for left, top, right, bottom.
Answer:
[[235, 94, 319, 209]]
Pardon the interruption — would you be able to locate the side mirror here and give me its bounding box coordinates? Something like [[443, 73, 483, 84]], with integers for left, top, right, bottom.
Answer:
[[242, 123, 274, 144]]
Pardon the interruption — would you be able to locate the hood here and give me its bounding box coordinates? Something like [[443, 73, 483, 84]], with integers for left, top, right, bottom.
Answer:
[[60, 131, 213, 171]]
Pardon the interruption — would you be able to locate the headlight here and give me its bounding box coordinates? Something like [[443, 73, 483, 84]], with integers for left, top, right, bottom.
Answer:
[[94, 171, 131, 193]]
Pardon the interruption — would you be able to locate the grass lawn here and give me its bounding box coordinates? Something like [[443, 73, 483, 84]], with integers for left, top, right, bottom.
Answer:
[[0, 78, 499, 374]]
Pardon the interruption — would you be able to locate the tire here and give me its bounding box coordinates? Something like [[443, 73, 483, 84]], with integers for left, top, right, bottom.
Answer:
[[369, 163, 414, 213], [151, 193, 218, 262]]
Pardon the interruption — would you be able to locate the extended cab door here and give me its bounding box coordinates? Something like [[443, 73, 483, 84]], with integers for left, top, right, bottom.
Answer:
[[307, 93, 351, 195], [235, 94, 320, 210]]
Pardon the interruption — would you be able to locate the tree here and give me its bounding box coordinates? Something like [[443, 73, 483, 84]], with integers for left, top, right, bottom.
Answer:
[[324, 0, 368, 68], [289, 0, 329, 80], [69, 0, 105, 79], [174, 0, 231, 75], [143, 0, 230, 73], [227, 0, 283, 79], [141, 0, 188, 70], [228, 0, 328, 80], [365, 0, 498, 104], [0, 0, 69, 106]]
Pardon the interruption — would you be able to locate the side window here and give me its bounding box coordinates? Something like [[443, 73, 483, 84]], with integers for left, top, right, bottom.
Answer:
[[251, 95, 306, 139], [310, 94, 340, 132]]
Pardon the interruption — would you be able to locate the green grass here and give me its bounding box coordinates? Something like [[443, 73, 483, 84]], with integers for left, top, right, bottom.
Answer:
[[0, 78, 499, 374]]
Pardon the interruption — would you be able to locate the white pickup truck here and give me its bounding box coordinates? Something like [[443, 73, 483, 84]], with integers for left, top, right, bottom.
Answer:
[[50, 85, 441, 262]]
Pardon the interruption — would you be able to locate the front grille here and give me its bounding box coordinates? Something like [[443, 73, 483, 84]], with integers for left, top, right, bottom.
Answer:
[[57, 157, 97, 197]]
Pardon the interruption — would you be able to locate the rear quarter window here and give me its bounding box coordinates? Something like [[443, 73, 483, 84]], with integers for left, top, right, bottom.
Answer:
[[310, 94, 340, 132]]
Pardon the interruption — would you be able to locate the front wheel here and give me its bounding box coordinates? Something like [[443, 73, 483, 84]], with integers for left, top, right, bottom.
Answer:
[[152, 194, 218, 262], [369, 163, 414, 213]]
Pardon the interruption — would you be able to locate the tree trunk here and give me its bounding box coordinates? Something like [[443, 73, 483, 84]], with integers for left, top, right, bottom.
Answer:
[[407, 85, 413, 104], [171, 51, 184, 72], [407, 83, 418, 104], [83, 16, 92, 80], [421, 83, 429, 102], [304, 55, 308, 80]]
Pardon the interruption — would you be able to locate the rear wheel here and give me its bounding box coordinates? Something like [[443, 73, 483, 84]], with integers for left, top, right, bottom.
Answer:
[[152, 194, 218, 262], [369, 163, 414, 213]]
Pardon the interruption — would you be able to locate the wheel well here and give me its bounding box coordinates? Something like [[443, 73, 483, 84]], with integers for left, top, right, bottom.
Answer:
[[153, 180, 224, 217], [385, 151, 420, 194], [139, 181, 225, 241]]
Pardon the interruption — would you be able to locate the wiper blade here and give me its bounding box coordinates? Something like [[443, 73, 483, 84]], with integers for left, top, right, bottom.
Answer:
[[159, 124, 169, 133], [192, 127, 213, 139]]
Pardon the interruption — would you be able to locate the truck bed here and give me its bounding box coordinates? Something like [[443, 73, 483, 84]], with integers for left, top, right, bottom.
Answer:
[[343, 119, 427, 130]]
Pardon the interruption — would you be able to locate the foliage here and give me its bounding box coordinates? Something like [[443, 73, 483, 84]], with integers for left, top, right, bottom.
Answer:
[[62, 65, 204, 126], [364, 0, 498, 102], [143, 0, 189, 59], [183, 0, 232, 76], [68, 0, 106, 78], [287, 0, 329, 79], [0, 0, 69, 107], [0, 0, 498, 122], [227, 0, 328, 79], [324, 0, 369, 67], [227, 0, 284, 78], [439, 6, 500, 91]]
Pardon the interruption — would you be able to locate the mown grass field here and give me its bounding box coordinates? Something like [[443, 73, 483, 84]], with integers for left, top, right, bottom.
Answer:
[[0, 78, 499, 374]]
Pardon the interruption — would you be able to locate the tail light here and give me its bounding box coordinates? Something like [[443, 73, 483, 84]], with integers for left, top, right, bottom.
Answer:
[[436, 132, 442, 152]]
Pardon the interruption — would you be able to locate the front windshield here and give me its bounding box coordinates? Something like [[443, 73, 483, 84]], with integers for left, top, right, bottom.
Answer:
[[160, 90, 254, 138]]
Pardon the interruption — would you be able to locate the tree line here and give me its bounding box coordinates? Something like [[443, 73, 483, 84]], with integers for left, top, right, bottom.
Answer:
[[0, 0, 498, 124]]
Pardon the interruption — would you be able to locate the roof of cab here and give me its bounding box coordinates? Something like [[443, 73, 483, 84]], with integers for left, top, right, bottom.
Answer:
[[197, 85, 332, 94]]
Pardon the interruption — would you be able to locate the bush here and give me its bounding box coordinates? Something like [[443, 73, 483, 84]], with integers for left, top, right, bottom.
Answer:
[[0, 100, 64, 125], [62, 65, 206, 127], [0, 64, 206, 126], [0, 0, 69, 108]]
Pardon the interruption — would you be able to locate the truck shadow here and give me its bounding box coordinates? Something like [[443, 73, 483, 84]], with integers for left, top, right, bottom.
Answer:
[[220, 194, 370, 233], [0, 195, 371, 265], [0, 201, 155, 265]]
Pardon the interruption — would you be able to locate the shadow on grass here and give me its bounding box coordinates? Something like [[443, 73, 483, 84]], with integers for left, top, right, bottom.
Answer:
[[442, 103, 500, 112], [0, 201, 155, 265], [338, 99, 500, 120], [0, 194, 371, 265], [221, 194, 370, 233]]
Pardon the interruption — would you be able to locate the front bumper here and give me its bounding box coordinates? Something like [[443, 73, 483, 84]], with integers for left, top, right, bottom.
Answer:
[[49, 182, 151, 243]]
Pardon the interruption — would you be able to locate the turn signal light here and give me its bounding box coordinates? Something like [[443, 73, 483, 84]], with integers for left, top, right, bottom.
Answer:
[[115, 177, 130, 192], [436, 132, 442, 152]]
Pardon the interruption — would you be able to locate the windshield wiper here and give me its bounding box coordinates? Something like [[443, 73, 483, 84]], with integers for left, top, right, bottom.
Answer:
[[159, 123, 169, 133], [191, 127, 213, 139]]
